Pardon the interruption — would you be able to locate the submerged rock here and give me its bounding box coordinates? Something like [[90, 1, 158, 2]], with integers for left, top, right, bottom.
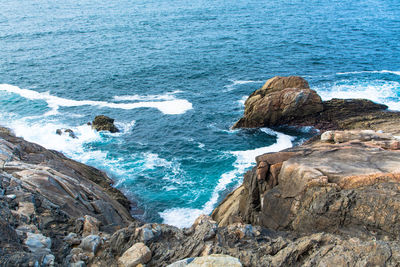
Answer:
[[56, 128, 78, 139], [92, 115, 120, 133]]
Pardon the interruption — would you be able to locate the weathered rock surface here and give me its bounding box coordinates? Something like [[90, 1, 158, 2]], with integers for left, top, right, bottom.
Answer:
[[92, 115, 120, 133], [0, 127, 133, 266], [167, 254, 242, 267], [118, 242, 152, 267], [233, 76, 400, 134], [213, 128, 400, 239], [233, 76, 323, 128], [91, 215, 400, 267]]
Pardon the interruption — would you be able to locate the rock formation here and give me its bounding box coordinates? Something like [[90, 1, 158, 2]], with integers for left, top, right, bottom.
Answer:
[[233, 76, 323, 128], [92, 115, 120, 133], [213, 76, 400, 265], [0, 127, 132, 266]]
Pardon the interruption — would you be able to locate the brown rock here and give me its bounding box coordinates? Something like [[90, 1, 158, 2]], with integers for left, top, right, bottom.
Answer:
[[92, 115, 120, 133], [233, 76, 323, 128], [83, 215, 101, 236], [118, 242, 151, 267], [213, 130, 400, 240]]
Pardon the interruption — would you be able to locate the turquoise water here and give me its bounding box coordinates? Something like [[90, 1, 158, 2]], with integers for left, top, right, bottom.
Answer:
[[1, 0, 400, 227]]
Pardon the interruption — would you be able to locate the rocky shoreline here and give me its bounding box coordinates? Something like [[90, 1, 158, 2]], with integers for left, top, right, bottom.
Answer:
[[2, 76, 400, 266]]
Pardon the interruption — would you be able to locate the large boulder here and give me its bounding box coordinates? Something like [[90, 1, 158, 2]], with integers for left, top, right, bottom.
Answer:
[[233, 76, 323, 128], [92, 115, 120, 133]]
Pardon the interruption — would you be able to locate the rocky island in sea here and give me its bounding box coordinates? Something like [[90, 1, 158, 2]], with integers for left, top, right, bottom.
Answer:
[[2, 76, 400, 266]]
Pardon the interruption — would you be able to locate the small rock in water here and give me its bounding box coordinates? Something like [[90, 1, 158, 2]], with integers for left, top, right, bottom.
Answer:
[[56, 128, 78, 139], [91, 115, 120, 133]]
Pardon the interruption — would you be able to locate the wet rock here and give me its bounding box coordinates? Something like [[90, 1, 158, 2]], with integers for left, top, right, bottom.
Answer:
[[56, 128, 77, 139], [92, 115, 120, 133], [118, 242, 152, 267]]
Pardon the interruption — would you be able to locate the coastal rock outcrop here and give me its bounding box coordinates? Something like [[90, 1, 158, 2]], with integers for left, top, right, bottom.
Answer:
[[92, 115, 120, 133], [0, 127, 132, 266], [213, 129, 400, 239], [233, 76, 323, 128], [212, 76, 400, 265], [233, 76, 399, 134]]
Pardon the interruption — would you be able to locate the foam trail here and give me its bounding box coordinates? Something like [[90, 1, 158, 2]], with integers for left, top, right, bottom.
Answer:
[[113, 90, 182, 101], [160, 129, 294, 228], [0, 84, 192, 115], [337, 70, 400, 76]]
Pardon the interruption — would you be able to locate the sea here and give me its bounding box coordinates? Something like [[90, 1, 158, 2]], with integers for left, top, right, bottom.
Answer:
[[1, 0, 400, 228]]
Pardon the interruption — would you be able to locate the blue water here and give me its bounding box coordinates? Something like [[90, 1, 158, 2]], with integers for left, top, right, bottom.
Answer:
[[1, 0, 400, 227]]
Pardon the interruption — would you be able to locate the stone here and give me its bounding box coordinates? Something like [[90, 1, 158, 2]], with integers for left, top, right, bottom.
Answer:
[[70, 261, 86, 267], [64, 232, 81, 245], [79, 235, 102, 254], [56, 128, 77, 139], [42, 254, 55, 266], [182, 254, 242, 267], [91, 115, 120, 133], [24, 232, 51, 253], [83, 215, 101, 236], [118, 242, 151, 267]]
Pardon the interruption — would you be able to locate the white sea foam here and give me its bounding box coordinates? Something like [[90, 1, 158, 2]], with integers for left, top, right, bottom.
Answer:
[[143, 153, 173, 170], [160, 128, 294, 228], [0, 84, 192, 115], [316, 80, 400, 111], [238, 95, 248, 106], [113, 90, 182, 101], [2, 118, 104, 159], [337, 70, 400, 76], [114, 120, 136, 135]]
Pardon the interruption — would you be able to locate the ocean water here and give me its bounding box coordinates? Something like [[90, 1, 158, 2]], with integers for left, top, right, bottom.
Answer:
[[1, 0, 400, 227]]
